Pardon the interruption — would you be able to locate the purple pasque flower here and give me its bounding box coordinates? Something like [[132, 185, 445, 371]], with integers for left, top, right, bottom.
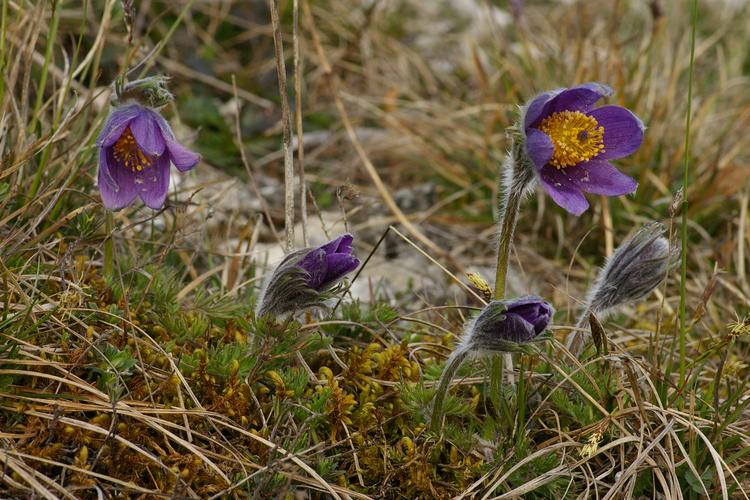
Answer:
[[297, 234, 360, 290], [256, 234, 360, 317], [96, 103, 200, 210], [464, 296, 554, 353], [523, 83, 645, 216]]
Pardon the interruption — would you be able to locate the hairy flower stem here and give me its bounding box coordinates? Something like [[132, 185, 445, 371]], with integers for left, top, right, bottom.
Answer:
[[492, 135, 535, 388], [493, 139, 531, 300], [430, 346, 470, 434], [566, 309, 592, 357]]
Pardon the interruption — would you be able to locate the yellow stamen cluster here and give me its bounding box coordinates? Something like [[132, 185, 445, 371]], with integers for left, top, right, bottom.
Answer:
[[113, 127, 152, 172], [538, 110, 605, 169]]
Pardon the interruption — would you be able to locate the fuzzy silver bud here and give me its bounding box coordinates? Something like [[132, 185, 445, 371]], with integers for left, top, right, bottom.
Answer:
[[567, 222, 679, 355]]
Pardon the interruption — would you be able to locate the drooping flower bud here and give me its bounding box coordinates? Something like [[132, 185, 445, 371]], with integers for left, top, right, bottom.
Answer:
[[429, 296, 554, 433], [566, 222, 679, 355], [587, 222, 677, 316], [461, 297, 554, 353], [255, 234, 360, 317]]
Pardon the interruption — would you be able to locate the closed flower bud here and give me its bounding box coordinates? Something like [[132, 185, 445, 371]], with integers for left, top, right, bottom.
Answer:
[[429, 296, 554, 433], [567, 222, 679, 355], [462, 297, 554, 353], [587, 222, 677, 315], [255, 234, 360, 317]]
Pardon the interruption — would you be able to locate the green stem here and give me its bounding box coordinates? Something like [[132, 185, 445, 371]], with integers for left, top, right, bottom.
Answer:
[[103, 212, 114, 280], [28, 0, 60, 135], [491, 134, 534, 396], [430, 347, 470, 434], [494, 138, 532, 300], [679, 0, 699, 387]]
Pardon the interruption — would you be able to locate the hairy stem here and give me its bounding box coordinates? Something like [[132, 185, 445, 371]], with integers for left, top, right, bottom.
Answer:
[[430, 347, 470, 434], [494, 138, 534, 300], [566, 307, 592, 357], [492, 136, 535, 387]]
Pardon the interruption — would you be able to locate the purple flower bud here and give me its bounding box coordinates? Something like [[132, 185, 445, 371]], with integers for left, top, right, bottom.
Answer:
[[297, 234, 359, 290], [463, 296, 554, 353], [96, 102, 200, 211], [256, 234, 360, 317]]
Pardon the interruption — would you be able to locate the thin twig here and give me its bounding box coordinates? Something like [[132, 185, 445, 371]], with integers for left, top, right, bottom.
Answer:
[[293, 0, 308, 246], [268, 0, 295, 251]]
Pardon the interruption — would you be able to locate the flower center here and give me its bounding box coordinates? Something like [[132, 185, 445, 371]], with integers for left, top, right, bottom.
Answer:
[[113, 127, 152, 172], [538, 111, 605, 168]]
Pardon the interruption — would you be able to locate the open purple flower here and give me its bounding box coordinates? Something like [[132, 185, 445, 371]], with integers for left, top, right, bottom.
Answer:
[[523, 83, 645, 215], [256, 234, 360, 317], [96, 103, 200, 210], [465, 296, 554, 352]]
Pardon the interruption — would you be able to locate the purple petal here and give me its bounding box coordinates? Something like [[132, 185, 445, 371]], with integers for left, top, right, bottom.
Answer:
[[538, 167, 589, 216], [322, 254, 359, 287], [506, 296, 546, 308], [547, 82, 612, 115], [525, 83, 612, 129], [298, 249, 328, 289], [525, 129, 554, 170], [495, 313, 537, 343], [96, 105, 142, 147], [166, 140, 200, 172], [136, 155, 171, 209], [320, 234, 354, 256], [152, 112, 177, 141], [152, 113, 201, 172], [97, 148, 137, 210], [563, 159, 638, 196], [131, 111, 166, 156], [523, 89, 563, 130], [509, 303, 543, 323], [507, 297, 554, 334], [587, 105, 645, 160]]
